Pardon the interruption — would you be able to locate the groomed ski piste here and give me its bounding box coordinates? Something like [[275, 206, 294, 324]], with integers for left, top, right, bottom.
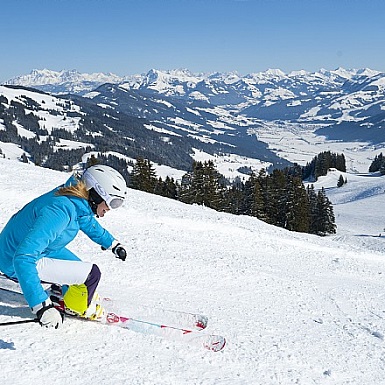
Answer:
[[1, 158, 385, 385]]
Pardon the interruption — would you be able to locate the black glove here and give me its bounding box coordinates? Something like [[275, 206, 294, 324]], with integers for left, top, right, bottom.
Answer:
[[112, 242, 127, 261], [33, 299, 64, 329]]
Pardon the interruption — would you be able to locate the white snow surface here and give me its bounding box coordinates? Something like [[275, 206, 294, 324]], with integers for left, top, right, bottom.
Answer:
[[1, 159, 385, 384]]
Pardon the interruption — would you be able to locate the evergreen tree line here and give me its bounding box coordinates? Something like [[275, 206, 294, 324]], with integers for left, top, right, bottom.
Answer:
[[369, 153, 385, 174], [127, 157, 336, 236], [300, 151, 346, 181]]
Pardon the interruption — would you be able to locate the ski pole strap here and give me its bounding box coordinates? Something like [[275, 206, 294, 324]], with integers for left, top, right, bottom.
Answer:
[[0, 318, 39, 326]]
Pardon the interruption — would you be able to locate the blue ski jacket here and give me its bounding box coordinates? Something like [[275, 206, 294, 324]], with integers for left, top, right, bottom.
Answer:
[[0, 176, 115, 308]]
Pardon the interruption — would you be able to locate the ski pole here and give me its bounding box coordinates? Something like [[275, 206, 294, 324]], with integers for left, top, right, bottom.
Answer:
[[0, 318, 38, 326]]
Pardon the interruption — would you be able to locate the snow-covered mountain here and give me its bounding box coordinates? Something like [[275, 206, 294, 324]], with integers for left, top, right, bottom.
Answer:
[[1, 158, 385, 384], [0, 84, 288, 174], [5, 67, 382, 107], [105, 67, 363, 107], [82, 68, 385, 172], [3, 69, 125, 95], [2, 67, 385, 175]]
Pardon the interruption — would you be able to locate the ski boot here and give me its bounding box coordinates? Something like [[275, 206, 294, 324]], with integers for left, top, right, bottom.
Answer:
[[49, 284, 104, 321], [81, 292, 105, 321]]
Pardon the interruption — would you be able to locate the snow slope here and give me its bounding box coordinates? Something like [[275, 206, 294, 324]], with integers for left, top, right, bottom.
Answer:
[[1, 159, 385, 385]]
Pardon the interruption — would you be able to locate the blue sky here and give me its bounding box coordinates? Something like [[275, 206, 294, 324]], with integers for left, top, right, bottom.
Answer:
[[1, 0, 385, 82]]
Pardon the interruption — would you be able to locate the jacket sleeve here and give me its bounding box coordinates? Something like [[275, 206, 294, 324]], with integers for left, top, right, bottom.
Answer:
[[13, 203, 71, 309], [78, 215, 114, 250]]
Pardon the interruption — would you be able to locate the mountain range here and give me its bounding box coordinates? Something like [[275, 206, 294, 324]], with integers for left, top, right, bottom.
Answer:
[[1, 67, 385, 176]]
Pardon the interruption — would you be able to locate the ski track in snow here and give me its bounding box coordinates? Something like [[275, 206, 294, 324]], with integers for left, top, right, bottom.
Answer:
[[1, 159, 385, 384]]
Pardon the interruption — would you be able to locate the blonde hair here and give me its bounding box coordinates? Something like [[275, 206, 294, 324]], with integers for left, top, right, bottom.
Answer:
[[56, 180, 89, 200]]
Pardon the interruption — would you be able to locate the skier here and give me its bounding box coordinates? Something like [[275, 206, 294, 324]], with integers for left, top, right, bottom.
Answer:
[[0, 164, 128, 329]]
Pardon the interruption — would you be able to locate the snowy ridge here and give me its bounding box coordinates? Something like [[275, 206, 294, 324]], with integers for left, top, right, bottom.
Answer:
[[4, 68, 124, 86], [3, 69, 124, 95], [2, 67, 373, 102], [1, 159, 385, 384]]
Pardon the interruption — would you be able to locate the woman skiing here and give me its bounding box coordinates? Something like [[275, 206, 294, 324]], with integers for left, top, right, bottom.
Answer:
[[0, 164, 128, 329]]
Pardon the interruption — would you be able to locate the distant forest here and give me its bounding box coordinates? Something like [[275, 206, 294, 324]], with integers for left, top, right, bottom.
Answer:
[[369, 153, 385, 174]]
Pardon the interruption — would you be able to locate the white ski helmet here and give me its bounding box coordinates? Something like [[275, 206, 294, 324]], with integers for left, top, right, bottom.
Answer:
[[82, 165, 127, 209]]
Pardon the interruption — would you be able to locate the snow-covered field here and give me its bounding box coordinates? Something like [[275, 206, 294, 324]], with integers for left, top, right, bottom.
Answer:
[[1, 158, 385, 385], [252, 121, 385, 174]]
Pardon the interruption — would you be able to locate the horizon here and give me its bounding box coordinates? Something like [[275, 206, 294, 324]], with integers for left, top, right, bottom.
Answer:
[[2, 0, 385, 83], [3, 65, 384, 82]]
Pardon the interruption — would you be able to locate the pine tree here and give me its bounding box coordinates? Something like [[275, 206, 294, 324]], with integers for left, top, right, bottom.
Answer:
[[240, 173, 263, 217], [21, 153, 28, 163], [153, 177, 164, 196], [152, 176, 178, 199], [179, 172, 193, 204], [336, 153, 346, 172], [256, 168, 270, 223], [307, 185, 320, 234], [314, 188, 337, 235], [266, 169, 287, 227], [369, 153, 384, 172], [130, 157, 158, 193], [179, 160, 224, 210], [202, 160, 223, 210], [163, 176, 178, 199], [322, 189, 337, 235], [337, 174, 345, 188], [189, 160, 206, 205], [222, 176, 244, 215], [87, 154, 100, 167], [285, 176, 310, 232], [224, 184, 244, 215], [250, 176, 265, 218], [241, 173, 256, 216]]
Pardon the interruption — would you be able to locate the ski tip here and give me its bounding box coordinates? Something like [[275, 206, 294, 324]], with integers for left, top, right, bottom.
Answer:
[[195, 315, 209, 330], [203, 335, 226, 352]]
